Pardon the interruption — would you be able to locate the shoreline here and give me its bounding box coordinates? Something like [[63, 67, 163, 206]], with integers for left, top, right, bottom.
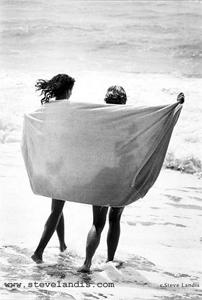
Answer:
[[1, 69, 202, 175], [0, 167, 202, 300], [0, 73, 201, 300]]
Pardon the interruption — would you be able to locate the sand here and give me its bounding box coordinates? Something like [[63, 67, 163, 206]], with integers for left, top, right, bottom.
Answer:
[[0, 147, 201, 300]]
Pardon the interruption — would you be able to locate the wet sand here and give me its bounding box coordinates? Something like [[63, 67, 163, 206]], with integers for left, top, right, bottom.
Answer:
[[0, 153, 201, 299]]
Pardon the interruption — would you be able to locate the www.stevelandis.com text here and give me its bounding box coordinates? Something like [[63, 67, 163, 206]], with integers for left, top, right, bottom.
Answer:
[[4, 280, 115, 289]]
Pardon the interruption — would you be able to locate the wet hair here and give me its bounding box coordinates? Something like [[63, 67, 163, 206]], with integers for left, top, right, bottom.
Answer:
[[35, 74, 75, 105], [104, 85, 127, 105]]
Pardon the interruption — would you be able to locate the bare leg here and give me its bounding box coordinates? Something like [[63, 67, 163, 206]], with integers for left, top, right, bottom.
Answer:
[[78, 206, 108, 272], [52, 199, 67, 252], [107, 207, 124, 262], [31, 199, 65, 263], [55, 213, 67, 252]]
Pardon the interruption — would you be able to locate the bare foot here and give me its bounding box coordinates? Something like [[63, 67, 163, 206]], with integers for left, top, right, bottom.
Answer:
[[59, 249, 68, 257], [31, 253, 44, 264], [77, 264, 91, 273], [106, 260, 123, 268], [60, 244, 67, 252]]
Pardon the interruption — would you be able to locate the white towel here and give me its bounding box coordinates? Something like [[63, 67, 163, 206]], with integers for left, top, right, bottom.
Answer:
[[21, 100, 182, 206]]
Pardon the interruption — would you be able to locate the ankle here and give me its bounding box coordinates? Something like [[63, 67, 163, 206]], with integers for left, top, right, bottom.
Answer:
[[31, 252, 43, 263], [60, 244, 67, 252]]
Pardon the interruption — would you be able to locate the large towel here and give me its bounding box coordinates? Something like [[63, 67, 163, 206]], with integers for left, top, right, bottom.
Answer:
[[21, 100, 182, 206]]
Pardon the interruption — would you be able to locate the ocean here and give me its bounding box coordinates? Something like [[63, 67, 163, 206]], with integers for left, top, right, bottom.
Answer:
[[0, 0, 201, 174], [0, 1, 202, 299]]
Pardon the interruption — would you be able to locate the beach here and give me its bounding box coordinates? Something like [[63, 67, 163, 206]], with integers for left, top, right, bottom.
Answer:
[[0, 153, 202, 299], [0, 1, 202, 299]]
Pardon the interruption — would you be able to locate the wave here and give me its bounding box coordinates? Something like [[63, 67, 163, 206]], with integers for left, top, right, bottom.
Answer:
[[94, 40, 134, 52], [0, 22, 103, 42], [1, 1, 201, 79], [0, 115, 201, 175], [0, 112, 21, 144], [173, 43, 202, 58], [171, 11, 202, 19], [1, 23, 62, 38], [164, 155, 202, 175]]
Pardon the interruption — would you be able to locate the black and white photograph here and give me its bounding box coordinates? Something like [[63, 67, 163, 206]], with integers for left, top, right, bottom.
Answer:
[[0, 1, 201, 299]]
